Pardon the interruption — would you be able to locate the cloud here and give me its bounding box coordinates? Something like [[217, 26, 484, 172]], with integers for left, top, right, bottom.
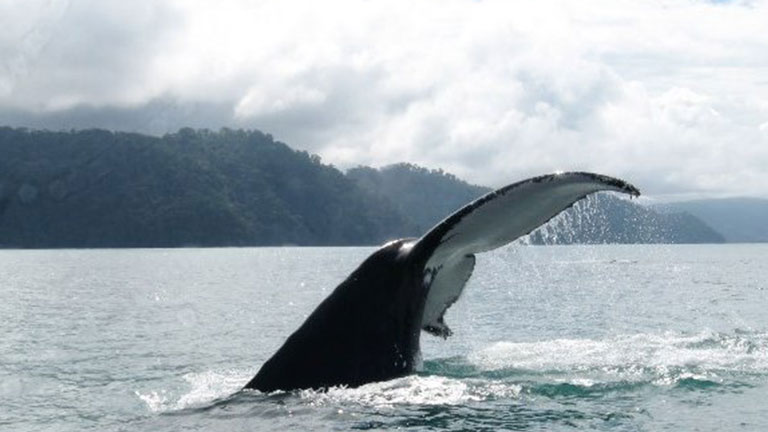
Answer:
[[1, 0, 768, 198], [1, 0, 181, 110]]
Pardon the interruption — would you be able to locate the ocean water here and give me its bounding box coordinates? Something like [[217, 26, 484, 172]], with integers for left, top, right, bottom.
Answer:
[[1, 244, 766, 431]]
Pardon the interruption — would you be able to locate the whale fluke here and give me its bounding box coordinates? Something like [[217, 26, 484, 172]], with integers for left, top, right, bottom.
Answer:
[[244, 172, 640, 392]]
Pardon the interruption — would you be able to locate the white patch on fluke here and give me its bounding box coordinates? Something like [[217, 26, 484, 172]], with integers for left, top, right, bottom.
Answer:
[[421, 256, 475, 336]]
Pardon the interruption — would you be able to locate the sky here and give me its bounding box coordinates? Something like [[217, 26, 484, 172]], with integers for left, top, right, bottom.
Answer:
[[2, 0, 768, 199]]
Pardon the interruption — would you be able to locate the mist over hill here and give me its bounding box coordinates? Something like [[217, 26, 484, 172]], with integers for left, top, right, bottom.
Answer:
[[0, 127, 731, 247], [655, 198, 768, 243]]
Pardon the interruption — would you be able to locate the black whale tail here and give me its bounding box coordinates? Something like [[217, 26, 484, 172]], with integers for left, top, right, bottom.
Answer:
[[245, 172, 640, 392]]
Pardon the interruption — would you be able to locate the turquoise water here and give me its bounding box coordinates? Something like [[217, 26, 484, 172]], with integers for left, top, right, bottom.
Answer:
[[1, 245, 767, 431]]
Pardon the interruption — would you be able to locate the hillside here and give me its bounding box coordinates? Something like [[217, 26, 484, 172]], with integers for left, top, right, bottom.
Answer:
[[0, 127, 410, 247]]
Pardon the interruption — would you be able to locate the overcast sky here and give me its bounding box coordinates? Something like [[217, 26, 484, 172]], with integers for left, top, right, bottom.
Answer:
[[2, 0, 767, 199]]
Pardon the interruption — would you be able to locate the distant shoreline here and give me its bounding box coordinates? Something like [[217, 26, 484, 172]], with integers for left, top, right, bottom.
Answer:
[[3, 127, 766, 246]]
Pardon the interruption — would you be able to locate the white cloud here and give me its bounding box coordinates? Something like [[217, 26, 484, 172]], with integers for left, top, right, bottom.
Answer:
[[1, 0, 181, 109], [236, 84, 326, 117], [1, 0, 768, 197]]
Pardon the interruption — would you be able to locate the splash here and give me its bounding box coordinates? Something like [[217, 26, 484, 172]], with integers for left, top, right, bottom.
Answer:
[[135, 389, 171, 413], [520, 194, 671, 244], [175, 370, 249, 408], [136, 369, 253, 413], [300, 375, 522, 409]]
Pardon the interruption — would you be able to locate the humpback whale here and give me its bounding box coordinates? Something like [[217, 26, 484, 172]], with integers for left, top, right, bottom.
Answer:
[[244, 172, 640, 392]]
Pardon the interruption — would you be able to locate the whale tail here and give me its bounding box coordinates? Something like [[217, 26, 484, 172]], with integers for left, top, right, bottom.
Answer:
[[414, 172, 640, 337], [245, 172, 640, 392]]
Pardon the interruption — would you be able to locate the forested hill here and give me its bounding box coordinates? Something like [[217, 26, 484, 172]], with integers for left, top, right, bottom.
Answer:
[[0, 127, 726, 247], [0, 127, 410, 247]]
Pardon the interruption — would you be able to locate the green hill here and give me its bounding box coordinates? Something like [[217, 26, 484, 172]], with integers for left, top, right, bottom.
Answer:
[[0, 127, 409, 247]]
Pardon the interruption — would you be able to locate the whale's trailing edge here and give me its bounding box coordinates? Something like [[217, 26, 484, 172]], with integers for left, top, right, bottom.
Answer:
[[244, 172, 640, 392]]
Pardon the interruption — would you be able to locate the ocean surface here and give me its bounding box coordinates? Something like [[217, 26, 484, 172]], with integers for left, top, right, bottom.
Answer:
[[1, 244, 767, 431]]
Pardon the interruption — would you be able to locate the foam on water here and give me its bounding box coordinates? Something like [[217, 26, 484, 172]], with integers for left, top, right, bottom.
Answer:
[[467, 330, 768, 388], [470, 330, 768, 370]]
